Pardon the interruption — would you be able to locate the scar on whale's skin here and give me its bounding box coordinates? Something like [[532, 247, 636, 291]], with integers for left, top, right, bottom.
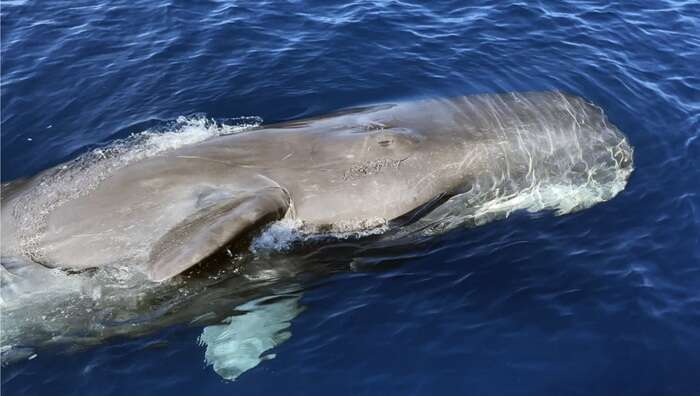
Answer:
[[343, 157, 409, 181]]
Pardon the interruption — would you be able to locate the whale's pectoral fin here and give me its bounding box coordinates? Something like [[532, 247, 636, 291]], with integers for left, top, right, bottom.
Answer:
[[147, 187, 291, 282], [199, 291, 304, 381]]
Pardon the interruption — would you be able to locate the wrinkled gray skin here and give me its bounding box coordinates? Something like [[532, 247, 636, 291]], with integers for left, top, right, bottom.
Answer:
[[1, 91, 633, 283]]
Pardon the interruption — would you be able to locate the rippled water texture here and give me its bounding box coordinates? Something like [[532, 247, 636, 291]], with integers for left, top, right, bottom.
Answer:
[[1, 0, 699, 395]]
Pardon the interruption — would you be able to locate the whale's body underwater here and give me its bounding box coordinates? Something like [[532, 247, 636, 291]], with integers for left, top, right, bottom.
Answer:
[[1, 91, 633, 283]]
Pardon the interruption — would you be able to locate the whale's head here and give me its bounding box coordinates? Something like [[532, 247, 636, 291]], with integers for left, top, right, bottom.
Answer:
[[448, 91, 634, 176], [394, 92, 637, 217]]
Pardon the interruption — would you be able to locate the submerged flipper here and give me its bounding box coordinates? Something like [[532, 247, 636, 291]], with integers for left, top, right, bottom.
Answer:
[[199, 292, 304, 381], [147, 187, 291, 282]]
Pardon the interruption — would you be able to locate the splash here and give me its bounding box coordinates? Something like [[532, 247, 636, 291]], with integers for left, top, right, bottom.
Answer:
[[250, 217, 389, 254]]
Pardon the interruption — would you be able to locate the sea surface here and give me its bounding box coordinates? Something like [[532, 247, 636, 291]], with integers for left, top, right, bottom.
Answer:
[[1, 0, 699, 395]]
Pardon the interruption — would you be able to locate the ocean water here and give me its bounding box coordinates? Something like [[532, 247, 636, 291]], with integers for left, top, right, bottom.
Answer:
[[1, 0, 699, 395]]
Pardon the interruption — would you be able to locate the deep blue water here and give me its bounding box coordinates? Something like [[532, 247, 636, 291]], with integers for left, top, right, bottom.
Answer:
[[1, 0, 699, 395]]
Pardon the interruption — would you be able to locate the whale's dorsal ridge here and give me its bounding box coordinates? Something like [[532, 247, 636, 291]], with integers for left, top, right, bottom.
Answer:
[[147, 186, 291, 282]]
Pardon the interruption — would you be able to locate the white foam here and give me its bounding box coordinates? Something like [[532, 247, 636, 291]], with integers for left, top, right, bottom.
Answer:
[[250, 217, 389, 254], [250, 219, 305, 253]]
